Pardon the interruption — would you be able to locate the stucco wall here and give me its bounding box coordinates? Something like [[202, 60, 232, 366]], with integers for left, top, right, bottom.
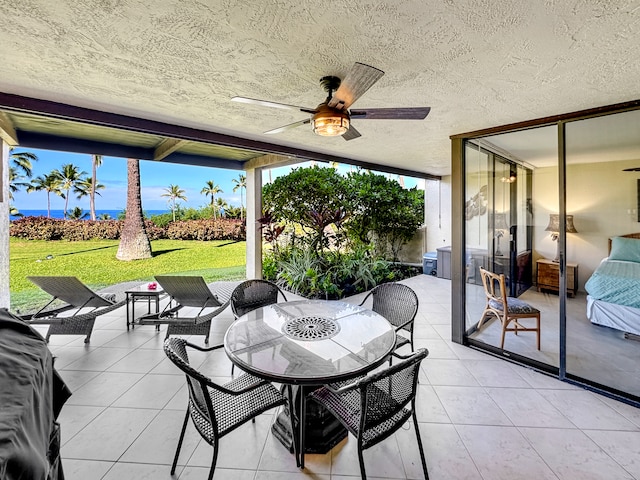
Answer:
[[425, 176, 452, 253], [1, 141, 9, 308]]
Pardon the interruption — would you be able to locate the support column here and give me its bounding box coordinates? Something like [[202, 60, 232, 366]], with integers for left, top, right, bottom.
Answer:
[[246, 167, 263, 279], [0, 139, 10, 308]]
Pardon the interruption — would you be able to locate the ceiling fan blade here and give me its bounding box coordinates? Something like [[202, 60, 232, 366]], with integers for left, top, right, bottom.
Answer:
[[264, 118, 311, 135], [328, 63, 385, 110], [349, 107, 431, 120], [342, 125, 362, 141], [232, 96, 316, 114]]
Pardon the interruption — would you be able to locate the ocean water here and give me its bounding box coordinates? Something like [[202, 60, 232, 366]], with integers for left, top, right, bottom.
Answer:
[[11, 209, 169, 220]]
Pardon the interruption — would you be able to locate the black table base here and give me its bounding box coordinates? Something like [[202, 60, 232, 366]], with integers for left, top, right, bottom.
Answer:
[[272, 385, 347, 454]]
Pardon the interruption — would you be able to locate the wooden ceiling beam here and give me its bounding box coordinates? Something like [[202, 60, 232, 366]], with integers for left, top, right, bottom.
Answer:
[[154, 138, 187, 160], [242, 154, 303, 171], [0, 112, 18, 145]]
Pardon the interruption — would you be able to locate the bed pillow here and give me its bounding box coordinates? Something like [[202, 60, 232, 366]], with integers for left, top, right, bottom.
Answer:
[[609, 236, 640, 263]]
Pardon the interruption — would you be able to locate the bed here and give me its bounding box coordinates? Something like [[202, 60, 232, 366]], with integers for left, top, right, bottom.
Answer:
[[585, 233, 640, 337]]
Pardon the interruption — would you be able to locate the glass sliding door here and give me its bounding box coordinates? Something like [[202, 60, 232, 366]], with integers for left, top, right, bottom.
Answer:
[[565, 109, 640, 400], [464, 127, 557, 368], [464, 142, 489, 335], [455, 100, 640, 404]]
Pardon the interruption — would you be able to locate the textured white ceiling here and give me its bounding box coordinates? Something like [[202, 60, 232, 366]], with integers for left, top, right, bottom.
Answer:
[[1, 0, 639, 176]]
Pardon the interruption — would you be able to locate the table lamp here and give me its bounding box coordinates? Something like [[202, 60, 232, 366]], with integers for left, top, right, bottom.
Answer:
[[494, 213, 509, 256], [545, 214, 578, 262]]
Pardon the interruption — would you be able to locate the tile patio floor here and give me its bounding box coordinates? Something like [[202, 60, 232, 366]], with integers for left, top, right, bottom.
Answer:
[[38, 275, 640, 480]]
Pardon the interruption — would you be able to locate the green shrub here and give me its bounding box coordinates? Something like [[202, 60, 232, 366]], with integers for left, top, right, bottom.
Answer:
[[261, 166, 423, 299], [148, 212, 174, 228]]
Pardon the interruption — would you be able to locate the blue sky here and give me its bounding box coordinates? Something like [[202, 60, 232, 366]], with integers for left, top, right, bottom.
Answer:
[[11, 147, 424, 212]]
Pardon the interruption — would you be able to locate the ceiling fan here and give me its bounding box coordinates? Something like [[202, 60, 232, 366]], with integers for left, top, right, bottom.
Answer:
[[231, 62, 431, 141]]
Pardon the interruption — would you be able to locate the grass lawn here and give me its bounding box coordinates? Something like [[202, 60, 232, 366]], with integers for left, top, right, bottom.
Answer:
[[10, 238, 247, 312]]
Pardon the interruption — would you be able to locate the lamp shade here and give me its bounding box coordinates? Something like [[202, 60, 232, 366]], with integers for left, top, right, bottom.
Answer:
[[565, 215, 578, 233], [312, 105, 349, 136], [545, 214, 578, 233], [494, 213, 509, 231]]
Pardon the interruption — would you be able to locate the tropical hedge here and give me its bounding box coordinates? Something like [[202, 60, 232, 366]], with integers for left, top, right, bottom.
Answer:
[[9, 216, 245, 241]]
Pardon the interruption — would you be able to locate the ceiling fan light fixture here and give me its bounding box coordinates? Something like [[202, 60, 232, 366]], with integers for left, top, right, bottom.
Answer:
[[312, 105, 349, 137]]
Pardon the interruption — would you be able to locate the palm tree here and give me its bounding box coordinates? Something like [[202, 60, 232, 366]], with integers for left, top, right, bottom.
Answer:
[[56, 163, 87, 219], [67, 206, 89, 220], [9, 205, 23, 217], [27, 172, 65, 218], [214, 197, 228, 218], [162, 184, 187, 222], [9, 148, 38, 201], [98, 213, 112, 220], [232, 174, 246, 220], [10, 148, 38, 178], [200, 180, 223, 218], [8, 166, 31, 201], [116, 159, 152, 261], [89, 154, 103, 220], [74, 177, 105, 208]]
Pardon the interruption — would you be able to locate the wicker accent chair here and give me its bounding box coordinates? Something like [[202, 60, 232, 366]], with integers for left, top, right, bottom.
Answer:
[[310, 349, 430, 480], [163, 338, 287, 480], [136, 276, 237, 344], [477, 267, 541, 350], [359, 282, 419, 358], [21, 276, 126, 343]]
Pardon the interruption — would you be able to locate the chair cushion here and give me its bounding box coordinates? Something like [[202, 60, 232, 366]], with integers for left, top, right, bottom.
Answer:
[[489, 298, 539, 314]]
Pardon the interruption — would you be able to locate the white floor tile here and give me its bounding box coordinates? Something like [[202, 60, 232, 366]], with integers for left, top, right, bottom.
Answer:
[[538, 390, 640, 431], [433, 386, 512, 426], [457, 425, 558, 480], [521, 427, 635, 480], [62, 407, 158, 461], [486, 387, 575, 428], [49, 275, 640, 480]]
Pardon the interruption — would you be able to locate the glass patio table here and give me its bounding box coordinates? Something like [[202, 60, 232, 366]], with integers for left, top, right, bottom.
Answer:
[[223, 299, 395, 468]]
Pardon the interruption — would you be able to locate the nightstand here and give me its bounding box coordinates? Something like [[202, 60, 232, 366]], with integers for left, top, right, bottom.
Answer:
[[536, 259, 578, 297]]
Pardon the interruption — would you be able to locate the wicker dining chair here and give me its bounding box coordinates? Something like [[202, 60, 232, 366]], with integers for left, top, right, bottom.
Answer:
[[163, 338, 287, 480], [21, 276, 126, 343], [310, 348, 430, 480], [477, 267, 541, 350], [359, 282, 419, 357], [228, 279, 288, 374], [230, 279, 288, 319]]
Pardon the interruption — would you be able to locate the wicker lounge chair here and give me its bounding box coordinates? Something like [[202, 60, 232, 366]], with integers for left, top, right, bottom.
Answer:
[[21, 276, 126, 343], [135, 276, 236, 344], [163, 337, 287, 480]]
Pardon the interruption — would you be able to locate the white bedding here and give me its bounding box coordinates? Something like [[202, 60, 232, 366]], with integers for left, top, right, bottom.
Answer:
[[586, 295, 640, 336]]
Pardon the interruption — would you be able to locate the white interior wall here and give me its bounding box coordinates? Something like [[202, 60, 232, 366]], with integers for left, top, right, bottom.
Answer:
[[534, 159, 640, 291]]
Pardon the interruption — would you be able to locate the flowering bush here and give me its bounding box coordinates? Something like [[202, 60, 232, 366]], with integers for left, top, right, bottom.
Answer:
[[9, 216, 244, 241]]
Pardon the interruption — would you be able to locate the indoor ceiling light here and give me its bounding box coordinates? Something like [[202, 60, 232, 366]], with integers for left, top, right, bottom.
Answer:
[[311, 104, 349, 137]]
